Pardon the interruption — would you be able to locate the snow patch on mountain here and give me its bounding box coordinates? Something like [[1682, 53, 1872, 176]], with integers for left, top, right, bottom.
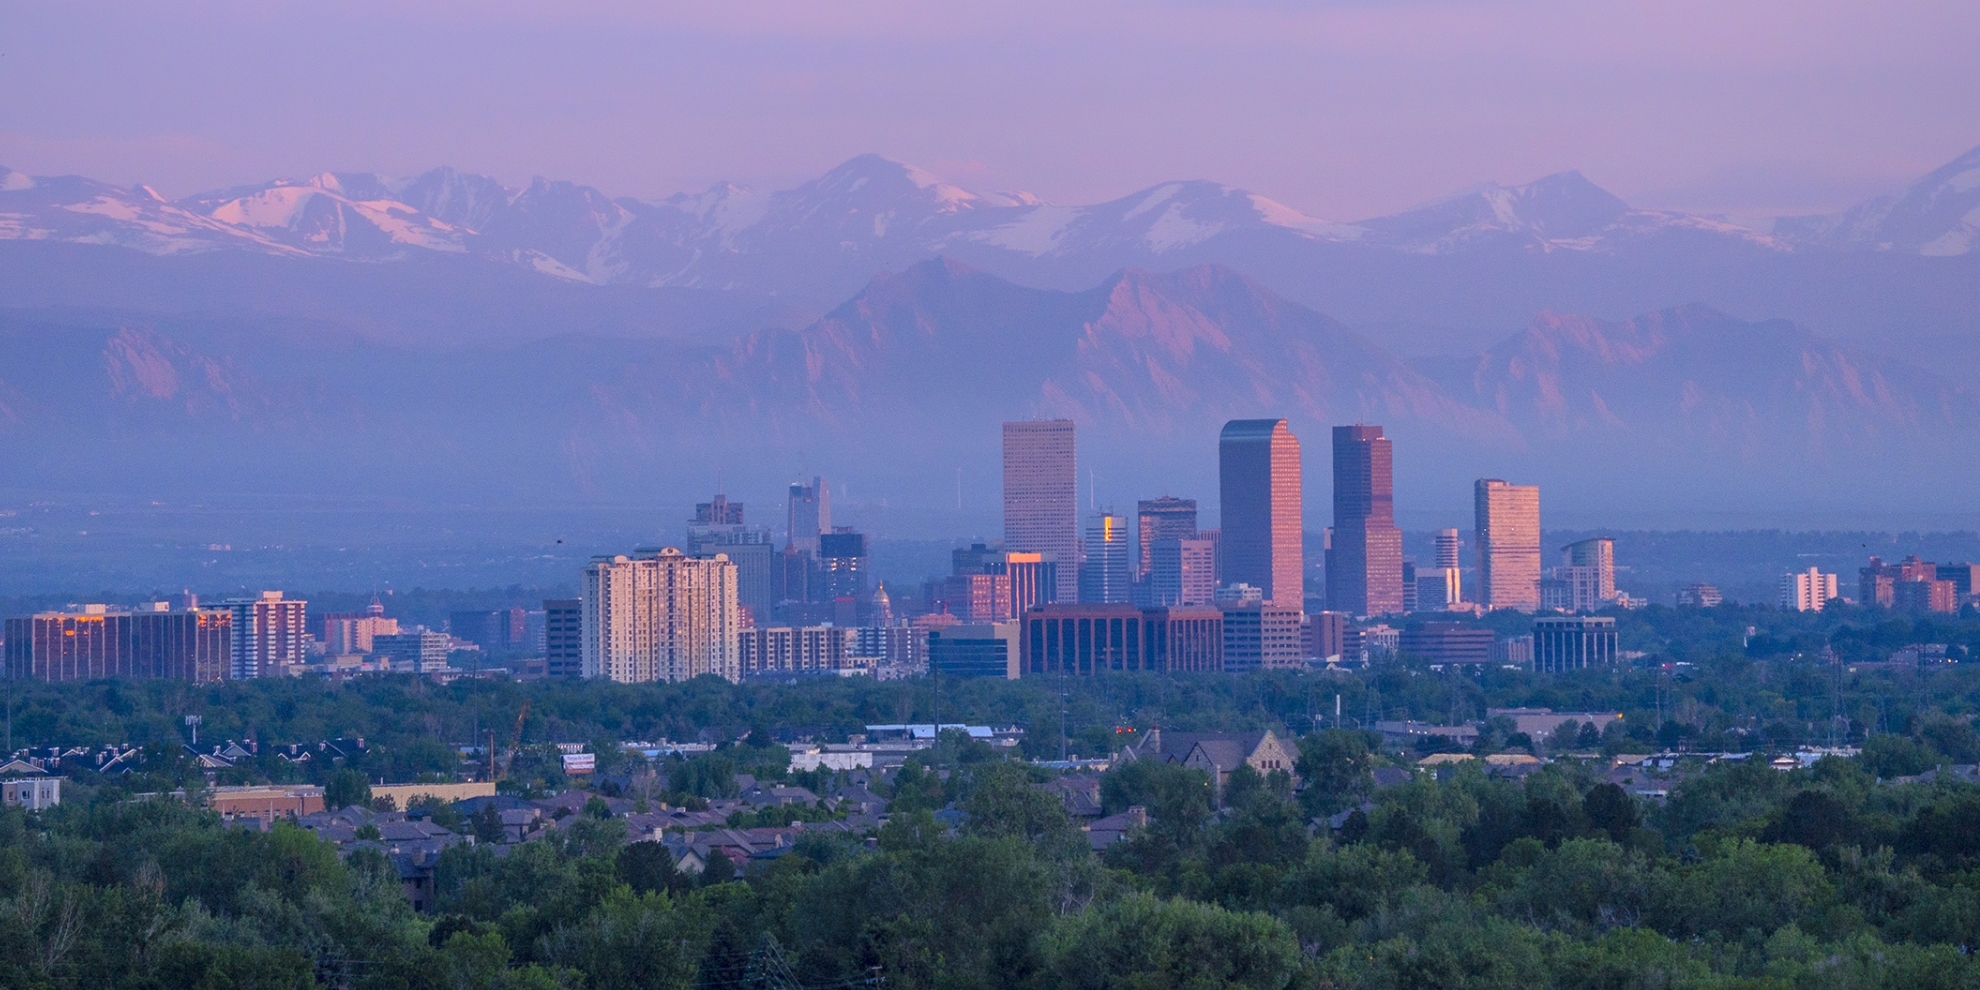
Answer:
[[974, 206, 1079, 255], [1122, 184, 1183, 222], [1142, 202, 1227, 252], [1247, 194, 1361, 240]]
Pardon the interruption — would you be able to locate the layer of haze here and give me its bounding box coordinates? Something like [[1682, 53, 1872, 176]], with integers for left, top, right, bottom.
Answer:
[[4, 0, 1977, 218]]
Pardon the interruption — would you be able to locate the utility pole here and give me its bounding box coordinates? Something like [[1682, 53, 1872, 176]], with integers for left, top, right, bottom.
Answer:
[[1059, 658, 1068, 762]]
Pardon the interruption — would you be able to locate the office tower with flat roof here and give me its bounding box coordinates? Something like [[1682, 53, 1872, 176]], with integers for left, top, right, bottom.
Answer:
[[581, 548, 740, 684], [1080, 512, 1133, 604], [1003, 420, 1079, 603], [1532, 615, 1617, 673], [1476, 479, 1542, 611], [687, 494, 776, 624], [1149, 538, 1216, 606], [4, 605, 232, 682], [225, 591, 307, 679], [1004, 552, 1057, 612], [786, 478, 830, 555], [819, 528, 871, 602], [1435, 528, 1461, 570], [544, 599, 583, 677], [1218, 602, 1303, 672], [929, 624, 1022, 680], [1325, 425, 1401, 616], [1019, 604, 1223, 675], [1221, 419, 1305, 608], [373, 630, 450, 674], [1415, 527, 1464, 611], [1135, 497, 1198, 580]]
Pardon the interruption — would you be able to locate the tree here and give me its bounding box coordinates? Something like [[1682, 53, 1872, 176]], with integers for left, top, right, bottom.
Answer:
[[472, 802, 506, 845], [325, 768, 372, 811], [1582, 783, 1638, 843], [616, 841, 683, 895], [1548, 720, 1584, 753], [1041, 892, 1302, 990], [1295, 729, 1374, 817], [961, 761, 1078, 850], [1765, 789, 1854, 853]]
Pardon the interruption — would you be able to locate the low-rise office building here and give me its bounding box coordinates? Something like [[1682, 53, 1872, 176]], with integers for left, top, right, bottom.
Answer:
[[4, 604, 232, 682]]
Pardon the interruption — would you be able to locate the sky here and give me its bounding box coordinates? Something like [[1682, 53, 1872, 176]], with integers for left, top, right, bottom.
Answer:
[[3, 1, 1978, 220]]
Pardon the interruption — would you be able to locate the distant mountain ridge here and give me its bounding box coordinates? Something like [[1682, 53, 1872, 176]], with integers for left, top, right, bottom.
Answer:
[[2, 259, 1971, 516], [5, 147, 1974, 292]]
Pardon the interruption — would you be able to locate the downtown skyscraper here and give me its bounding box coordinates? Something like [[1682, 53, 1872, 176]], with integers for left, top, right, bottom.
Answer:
[[1476, 479, 1542, 611], [1135, 496, 1198, 581], [1327, 425, 1403, 616], [1219, 419, 1303, 607], [1003, 420, 1079, 603]]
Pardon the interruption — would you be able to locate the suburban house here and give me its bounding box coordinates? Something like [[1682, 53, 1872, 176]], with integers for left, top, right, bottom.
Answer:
[[1121, 728, 1300, 792]]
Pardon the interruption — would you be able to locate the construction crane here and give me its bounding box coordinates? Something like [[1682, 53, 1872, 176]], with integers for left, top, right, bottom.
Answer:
[[498, 699, 530, 781]]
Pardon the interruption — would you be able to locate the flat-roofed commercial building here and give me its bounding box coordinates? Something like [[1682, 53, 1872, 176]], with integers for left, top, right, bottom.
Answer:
[[1399, 622, 1495, 666], [1218, 603, 1303, 672], [1019, 605, 1222, 675], [1149, 538, 1216, 607], [4, 605, 232, 682], [373, 630, 450, 674], [544, 599, 583, 677], [1533, 615, 1617, 673], [929, 624, 1021, 679]]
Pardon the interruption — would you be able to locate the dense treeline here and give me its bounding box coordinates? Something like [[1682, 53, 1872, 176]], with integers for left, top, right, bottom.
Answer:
[[16, 741, 1980, 987]]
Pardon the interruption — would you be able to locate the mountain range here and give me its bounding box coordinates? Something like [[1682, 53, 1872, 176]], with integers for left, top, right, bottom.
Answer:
[[9, 147, 1977, 277], [2, 256, 1972, 522], [5, 146, 1979, 366]]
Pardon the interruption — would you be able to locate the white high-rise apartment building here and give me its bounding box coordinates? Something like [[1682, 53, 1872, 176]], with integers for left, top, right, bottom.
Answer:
[[1780, 568, 1838, 612], [582, 548, 740, 683], [224, 591, 307, 678]]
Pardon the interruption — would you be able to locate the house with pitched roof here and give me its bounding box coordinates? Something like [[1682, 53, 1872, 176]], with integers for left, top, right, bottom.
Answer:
[[1120, 728, 1299, 794]]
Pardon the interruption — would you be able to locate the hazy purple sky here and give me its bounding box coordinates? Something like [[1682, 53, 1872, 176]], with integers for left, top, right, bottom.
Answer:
[[4, 0, 1976, 219]]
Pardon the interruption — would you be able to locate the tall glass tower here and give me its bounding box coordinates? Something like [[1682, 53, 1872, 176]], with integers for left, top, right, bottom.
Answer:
[[1219, 419, 1304, 608], [1326, 425, 1403, 616]]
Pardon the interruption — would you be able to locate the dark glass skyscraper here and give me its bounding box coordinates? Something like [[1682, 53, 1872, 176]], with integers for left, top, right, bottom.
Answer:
[[1327, 425, 1404, 616], [1135, 496, 1198, 580], [1218, 419, 1303, 607]]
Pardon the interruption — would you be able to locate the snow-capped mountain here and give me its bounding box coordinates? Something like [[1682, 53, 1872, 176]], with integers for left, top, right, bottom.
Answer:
[[5, 146, 1979, 369], [1348, 170, 1783, 254], [1774, 145, 1980, 256], [3, 150, 1906, 291]]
